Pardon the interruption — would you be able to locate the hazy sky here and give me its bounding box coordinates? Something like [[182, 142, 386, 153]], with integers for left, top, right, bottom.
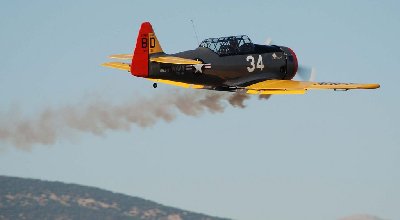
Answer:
[[0, 1, 399, 220]]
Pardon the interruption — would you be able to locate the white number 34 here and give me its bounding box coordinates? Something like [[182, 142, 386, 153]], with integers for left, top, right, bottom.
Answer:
[[246, 55, 265, 72]]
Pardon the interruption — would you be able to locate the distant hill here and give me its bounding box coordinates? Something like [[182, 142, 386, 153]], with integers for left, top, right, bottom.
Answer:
[[0, 176, 230, 220]]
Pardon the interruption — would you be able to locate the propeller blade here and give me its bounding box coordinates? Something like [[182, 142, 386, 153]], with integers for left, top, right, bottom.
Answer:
[[297, 66, 316, 81], [265, 38, 273, 45]]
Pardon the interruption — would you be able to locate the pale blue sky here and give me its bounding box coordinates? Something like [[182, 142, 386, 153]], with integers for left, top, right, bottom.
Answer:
[[0, 1, 399, 220]]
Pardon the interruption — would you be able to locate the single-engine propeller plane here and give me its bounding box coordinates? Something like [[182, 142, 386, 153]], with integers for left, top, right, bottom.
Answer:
[[102, 22, 380, 95]]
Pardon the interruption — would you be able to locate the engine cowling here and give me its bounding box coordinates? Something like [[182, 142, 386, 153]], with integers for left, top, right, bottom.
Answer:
[[280, 47, 298, 80]]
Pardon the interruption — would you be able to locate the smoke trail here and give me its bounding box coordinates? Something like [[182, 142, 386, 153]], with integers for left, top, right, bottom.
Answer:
[[228, 93, 250, 108], [338, 214, 386, 220], [258, 94, 271, 100], [0, 90, 264, 150]]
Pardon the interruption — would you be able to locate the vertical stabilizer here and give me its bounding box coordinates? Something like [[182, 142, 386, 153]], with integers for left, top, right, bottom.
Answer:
[[131, 22, 164, 77]]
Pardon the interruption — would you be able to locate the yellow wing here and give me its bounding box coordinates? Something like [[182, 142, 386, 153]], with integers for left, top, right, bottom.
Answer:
[[150, 56, 202, 65], [245, 80, 380, 95], [101, 62, 130, 71]]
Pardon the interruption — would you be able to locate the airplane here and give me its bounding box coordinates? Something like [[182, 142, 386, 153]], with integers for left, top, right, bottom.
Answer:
[[102, 22, 380, 95]]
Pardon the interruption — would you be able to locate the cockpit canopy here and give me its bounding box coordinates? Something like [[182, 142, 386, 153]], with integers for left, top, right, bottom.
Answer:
[[199, 35, 255, 56]]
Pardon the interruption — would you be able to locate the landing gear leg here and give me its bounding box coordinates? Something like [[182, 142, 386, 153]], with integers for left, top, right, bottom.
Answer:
[[153, 83, 158, 88]]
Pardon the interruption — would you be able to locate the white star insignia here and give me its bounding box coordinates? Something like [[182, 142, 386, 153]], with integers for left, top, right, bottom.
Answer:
[[193, 64, 204, 73]]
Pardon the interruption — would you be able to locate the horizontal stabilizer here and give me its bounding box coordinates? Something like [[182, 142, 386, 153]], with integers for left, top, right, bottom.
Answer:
[[150, 56, 202, 65], [108, 54, 133, 60], [101, 62, 130, 71]]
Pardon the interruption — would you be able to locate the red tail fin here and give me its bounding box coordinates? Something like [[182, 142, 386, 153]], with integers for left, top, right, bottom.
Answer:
[[131, 22, 163, 77]]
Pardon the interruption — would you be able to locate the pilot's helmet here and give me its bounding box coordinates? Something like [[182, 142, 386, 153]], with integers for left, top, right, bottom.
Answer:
[[229, 38, 238, 47]]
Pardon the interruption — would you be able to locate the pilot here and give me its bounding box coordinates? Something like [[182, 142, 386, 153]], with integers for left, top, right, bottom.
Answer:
[[229, 38, 239, 54]]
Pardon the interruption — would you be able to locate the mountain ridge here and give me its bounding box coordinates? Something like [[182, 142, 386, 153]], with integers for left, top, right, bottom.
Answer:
[[0, 175, 231, 220]]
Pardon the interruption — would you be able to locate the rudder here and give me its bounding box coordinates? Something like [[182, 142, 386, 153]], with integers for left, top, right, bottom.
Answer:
[[131, 22, 163, 77]]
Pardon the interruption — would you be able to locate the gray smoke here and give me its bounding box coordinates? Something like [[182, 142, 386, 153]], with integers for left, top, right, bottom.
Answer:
[[338, 214, 387, 220], [258, 94, 271, 100], [0, 90, 269, 150], [228, 93, 250, 108]]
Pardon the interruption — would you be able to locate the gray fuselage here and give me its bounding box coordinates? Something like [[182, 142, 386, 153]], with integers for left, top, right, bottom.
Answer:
[[148, 45, 297, 89]]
